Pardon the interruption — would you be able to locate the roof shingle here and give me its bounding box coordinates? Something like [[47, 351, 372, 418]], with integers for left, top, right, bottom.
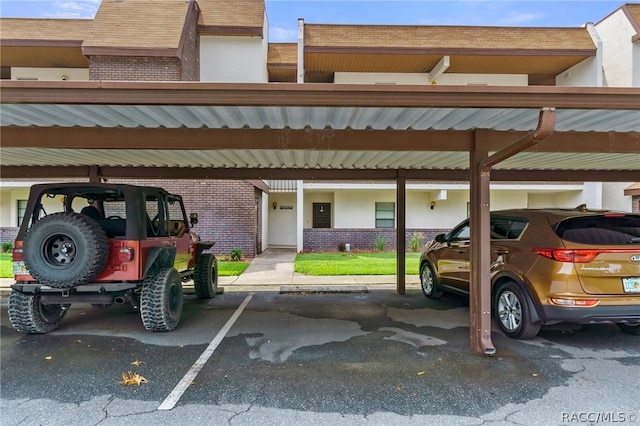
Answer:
[[0, 18, 91, 43], [82, 0, 192, 51], [304, 24, 595, 52]]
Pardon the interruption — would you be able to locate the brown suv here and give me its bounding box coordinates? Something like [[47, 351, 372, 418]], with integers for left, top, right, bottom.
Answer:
[[419, 207, 640, 339]]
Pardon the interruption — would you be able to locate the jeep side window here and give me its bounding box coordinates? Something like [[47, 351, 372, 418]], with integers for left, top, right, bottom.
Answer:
[[167, 197, 187, 237], [145, 197, 162, 237]]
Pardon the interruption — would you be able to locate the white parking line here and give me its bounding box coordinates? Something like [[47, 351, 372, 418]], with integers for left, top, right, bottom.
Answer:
[[158, 293, 254, 411]]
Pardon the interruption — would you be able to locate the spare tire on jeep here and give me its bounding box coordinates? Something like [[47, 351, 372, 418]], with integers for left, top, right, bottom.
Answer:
[[23, 212, 109, 288]]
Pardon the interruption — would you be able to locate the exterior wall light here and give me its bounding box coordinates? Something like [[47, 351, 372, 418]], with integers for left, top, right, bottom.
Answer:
[[430, 201, 436, 210]]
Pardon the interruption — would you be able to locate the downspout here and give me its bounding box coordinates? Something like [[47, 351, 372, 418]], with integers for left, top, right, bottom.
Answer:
[[481, 108, 556, 170], [585, 23, 603, 87], [297, 18, 305, 83], [470, 107, 555, 356]]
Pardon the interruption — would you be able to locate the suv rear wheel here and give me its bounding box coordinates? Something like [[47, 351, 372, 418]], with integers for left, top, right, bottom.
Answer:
[[617, 322, 640, 335], [140, 267, 183, 331], [8, 290, 68, 333], [494, 281, 541, 339], [23, 212, 109, 288], [193, 253, 218, 299]]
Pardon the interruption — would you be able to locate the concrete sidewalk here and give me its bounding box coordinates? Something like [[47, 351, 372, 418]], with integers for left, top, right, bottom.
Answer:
[[0, 248, 421, 296]]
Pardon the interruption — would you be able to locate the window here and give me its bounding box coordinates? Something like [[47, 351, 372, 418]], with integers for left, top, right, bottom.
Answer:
[[375, 202, 395, 228], [17, 200, 27, 226]]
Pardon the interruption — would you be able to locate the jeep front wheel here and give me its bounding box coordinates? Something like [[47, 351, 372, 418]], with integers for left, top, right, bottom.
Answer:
[[9, 290, 68, 334], [23, 212, 109, 288], [193, 253, 218, 299], [140, 267, 183, 332]]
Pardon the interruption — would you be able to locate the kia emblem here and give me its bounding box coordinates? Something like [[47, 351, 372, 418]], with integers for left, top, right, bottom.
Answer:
[[632, 255, 640, 263]]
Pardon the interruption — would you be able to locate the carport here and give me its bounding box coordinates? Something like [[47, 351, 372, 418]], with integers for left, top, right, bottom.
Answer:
[[1, 81, 639, 354]]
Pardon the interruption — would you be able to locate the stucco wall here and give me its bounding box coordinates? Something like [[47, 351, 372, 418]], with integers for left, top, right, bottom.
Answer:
[[200, 36, 268, 82], [11, 67, 89, 81], [555, 57, 599, 87], [596, 8, 636, 87]]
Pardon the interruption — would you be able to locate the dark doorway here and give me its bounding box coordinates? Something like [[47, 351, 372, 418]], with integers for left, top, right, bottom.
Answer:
[[312, 203, 331, 228]]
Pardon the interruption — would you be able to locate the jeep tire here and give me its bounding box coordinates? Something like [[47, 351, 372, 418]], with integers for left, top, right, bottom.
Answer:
[[193, 253, 218, 299], [9, 290, 68, 334], [140, 267, 183, 331], [23, 212, 109, 288]]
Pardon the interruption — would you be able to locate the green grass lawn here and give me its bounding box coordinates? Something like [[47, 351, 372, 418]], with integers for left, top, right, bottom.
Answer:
[[0, 252, 419, 278], [0, 254, 249, 278], [218, 260, 249, 276], [294, 252, 421, 275], [0, 253, 12, 278]]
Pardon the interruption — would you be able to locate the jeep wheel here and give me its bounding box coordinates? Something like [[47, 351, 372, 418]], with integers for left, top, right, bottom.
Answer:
[[23, 212, 109, 288], [9, 290, 68, 334], [193, 253, 218, 299], [140, 267, 183, 331]]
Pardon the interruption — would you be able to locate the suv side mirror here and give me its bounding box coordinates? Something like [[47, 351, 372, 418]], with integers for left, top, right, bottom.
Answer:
[[435, 234, 447, 243], [190, 213, 199, 226]]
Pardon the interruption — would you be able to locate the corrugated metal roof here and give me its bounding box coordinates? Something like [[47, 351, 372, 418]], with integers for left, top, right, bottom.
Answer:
[[2, 104, 639, 132], [2, 147, 637, 172]]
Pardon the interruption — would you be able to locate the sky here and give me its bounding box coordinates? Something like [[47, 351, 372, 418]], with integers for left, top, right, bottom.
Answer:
[[0, 0, 631, 42]]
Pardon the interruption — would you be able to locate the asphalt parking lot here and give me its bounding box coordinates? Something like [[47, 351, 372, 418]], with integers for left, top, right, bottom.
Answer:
[[1, 286, 639, 426]]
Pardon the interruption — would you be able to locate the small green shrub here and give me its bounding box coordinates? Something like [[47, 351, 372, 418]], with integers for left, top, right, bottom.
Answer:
[[229, 247, 243, 261], [409, 232, 425, 252], [1, 242, 13, 253], [374, 235, 388, 251]]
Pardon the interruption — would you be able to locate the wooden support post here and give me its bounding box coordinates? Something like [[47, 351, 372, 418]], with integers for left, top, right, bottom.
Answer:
[[470, 131, 496, 355], [397, 173, 406, 295]]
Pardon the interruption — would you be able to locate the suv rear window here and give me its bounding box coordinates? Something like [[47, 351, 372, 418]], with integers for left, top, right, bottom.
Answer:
[[555, 215, 640, 245]]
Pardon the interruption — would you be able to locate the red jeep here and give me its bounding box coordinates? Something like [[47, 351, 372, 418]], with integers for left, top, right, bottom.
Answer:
[[10, 183, 218, 333]]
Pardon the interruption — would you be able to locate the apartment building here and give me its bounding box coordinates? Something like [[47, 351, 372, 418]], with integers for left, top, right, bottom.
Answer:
[[1, 0, 638, 255]]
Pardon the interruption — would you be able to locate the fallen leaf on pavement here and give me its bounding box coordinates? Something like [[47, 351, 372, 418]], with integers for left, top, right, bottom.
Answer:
[[120, 372, 148, 386]]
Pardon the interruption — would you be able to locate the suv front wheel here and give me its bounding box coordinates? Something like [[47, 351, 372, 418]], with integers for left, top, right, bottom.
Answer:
[[140, 267, 183, 332], [494, 281, 541, 339], [420, 262, 443, 299]]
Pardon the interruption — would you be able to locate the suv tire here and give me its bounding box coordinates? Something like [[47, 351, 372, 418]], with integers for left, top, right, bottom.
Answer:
[[8, 290, 68, 333], [23, 212, 109, 288], [494, 281, 541, 339], [193, 253, 218, 299], [140, 267, 183, 331], [420, 262, 443, 299], [617, 322, 640, 335]]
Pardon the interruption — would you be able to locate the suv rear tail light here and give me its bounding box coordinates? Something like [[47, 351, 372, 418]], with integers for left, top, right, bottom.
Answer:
[[117, 247, 134, 262], [549, 297, 600, 307], [532, 248, 638, 263]]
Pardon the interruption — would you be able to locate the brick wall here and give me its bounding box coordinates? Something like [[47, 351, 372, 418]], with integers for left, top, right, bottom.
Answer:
[[1, 228, 18, 245], [180, 0, 200, 81], [303, 228, 449, 252], [89, 56, 183, 81], [115, 179, 260, 258]]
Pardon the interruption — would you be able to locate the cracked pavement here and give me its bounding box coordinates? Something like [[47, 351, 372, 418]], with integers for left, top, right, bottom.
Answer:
[[1, 289, 639, 425]]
